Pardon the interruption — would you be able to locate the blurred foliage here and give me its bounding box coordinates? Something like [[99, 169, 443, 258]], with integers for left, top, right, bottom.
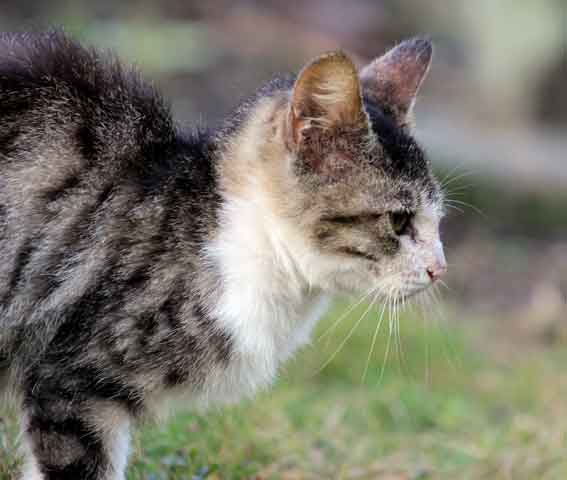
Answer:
[[78, 22, 218, 74], [434, 166, 567, 238]]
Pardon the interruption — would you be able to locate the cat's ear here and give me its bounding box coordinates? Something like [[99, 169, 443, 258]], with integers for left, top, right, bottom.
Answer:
[[360, 37, 433, 125], [287, 51, 366, 148]]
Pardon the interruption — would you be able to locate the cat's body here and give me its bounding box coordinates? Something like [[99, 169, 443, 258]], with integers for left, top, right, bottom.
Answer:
[[0, 32, 446, 479]]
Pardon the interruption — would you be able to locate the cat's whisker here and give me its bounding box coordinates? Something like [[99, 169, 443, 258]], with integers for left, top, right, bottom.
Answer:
[[431, 283, 446, 305], [378, 291, 395, 385], [318, 272, 402, 346], [316, 289, 380, 375], [442, 176, 476, 191], [413, 293, 432, 384], [318, 273, 403, 375], [317, 284, 380, 348], [398, 292, 408, 367], [318, 285, 376, 344], [444, 198, 487, 219], [438, 164, 460, 186], [361, 301, 388, 382], [443, 192, 475, 207], [444, 203, 465, 214], [440, 170, 476, 190], [393, 294, 400, 371], [361, 273, 405, 381], [421, 286, 438, 316], [442, 183, 475, 196], [438, 163, 471, 188], [424, 286, 461, 372], [394, 293, 406, 375], [392, 293, 398, 356], [444, 198, 476, 207], [378, 284, 397, 383]]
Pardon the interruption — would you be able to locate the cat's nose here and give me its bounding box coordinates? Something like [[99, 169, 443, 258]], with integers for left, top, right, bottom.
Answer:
[[426, 261, 447, 282]]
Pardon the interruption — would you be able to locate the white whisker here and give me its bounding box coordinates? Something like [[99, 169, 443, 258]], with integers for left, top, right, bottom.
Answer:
[[361, 301, 388, 382], [439, 163, 471, 187], [444, 203, 465, 214], [443, 183, 475, 196], [424, 286, 461, 372], [441, 170, 476, 190], [444, 198, 487, 219], [378, 288, 395, 384], [317, 285, 376, 345], [316, 289, 380, 375]]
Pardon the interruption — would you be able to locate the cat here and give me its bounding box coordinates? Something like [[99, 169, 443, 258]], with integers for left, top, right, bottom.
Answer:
[[0, 31, 446, 479]]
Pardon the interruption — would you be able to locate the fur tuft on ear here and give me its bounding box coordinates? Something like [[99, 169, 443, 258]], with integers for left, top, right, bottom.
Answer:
[[360, 37, 433, 125], [288, 51, 365, 148]]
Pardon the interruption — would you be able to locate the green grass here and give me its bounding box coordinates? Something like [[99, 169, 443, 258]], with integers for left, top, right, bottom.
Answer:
[[2, 302, 567, 479]]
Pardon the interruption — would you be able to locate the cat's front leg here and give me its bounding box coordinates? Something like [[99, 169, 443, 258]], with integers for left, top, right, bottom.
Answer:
[[20, 393, 131, 480]]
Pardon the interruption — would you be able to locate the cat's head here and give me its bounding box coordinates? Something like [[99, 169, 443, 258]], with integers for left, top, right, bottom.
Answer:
[[224, 38, 446, 300]]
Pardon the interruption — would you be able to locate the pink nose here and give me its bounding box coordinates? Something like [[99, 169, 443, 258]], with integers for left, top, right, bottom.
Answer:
[[426, 262, 447, 282]]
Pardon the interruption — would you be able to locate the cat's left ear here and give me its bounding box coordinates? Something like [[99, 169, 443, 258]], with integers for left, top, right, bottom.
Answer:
[[360, 37, 433, 125], [287, 51, 366, 149]]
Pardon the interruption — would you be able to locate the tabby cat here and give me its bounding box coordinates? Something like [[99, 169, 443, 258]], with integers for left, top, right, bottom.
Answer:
[[0, 32, 446, 479]]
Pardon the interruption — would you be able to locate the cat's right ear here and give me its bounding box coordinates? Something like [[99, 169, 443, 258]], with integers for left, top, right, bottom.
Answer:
[[359, 37, 433, 125], [286, 51, 366, 150]]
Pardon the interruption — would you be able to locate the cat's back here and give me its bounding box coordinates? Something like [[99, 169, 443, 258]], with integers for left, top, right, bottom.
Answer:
[[0, 31, 216, 350], [0, 31, 184, 236], [0, 30, 175, 175]]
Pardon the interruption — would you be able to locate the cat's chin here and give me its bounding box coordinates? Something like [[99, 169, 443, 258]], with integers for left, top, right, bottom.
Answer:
[[398, 282, 433, 300]]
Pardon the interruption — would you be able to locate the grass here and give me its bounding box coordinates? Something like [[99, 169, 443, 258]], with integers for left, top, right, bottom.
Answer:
[[2, 301, 567, 479]]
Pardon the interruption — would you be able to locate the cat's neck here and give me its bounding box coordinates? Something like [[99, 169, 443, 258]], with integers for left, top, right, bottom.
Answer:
[[212, 94, 311, 293], [204, 190, 329, 398], [207, 189, 322, 341], [205, 96, 329, 368]]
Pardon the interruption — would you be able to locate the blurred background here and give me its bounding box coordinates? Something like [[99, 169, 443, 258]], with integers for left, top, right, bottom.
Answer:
[[0, 1, 566, 479]]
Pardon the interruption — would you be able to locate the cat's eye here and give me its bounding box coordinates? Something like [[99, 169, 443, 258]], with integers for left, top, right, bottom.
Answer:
[[322, 213, 382, 225], [390, 211, 414, 236]]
